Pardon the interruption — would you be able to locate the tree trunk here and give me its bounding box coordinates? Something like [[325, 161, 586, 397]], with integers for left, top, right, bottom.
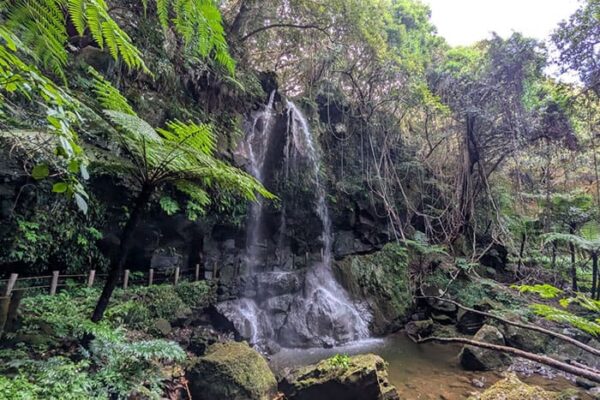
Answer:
[[569, 225, 578, 291], [517, 232, 526, 271], [592, 252, 598, 299], [91, 185, 153, 322]]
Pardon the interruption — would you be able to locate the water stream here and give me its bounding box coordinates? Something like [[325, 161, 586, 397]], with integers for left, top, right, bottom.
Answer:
[[270, 332, 591, 400], [217, 96, 371, 349]]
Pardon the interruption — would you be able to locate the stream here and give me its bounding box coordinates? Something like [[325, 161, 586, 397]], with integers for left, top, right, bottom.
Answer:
[[270, 332, 590, 399]]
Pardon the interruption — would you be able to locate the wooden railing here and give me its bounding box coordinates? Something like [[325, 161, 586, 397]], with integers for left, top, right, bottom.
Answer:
[[0, 263, 220, 335]]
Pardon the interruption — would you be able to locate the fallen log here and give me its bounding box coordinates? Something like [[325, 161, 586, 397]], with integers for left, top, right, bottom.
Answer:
[[417, 336, 600, 383], [417, 296, 600, 357]]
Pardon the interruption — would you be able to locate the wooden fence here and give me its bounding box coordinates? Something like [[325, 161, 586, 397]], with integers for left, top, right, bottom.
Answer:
[[0, 262, 221, 335]]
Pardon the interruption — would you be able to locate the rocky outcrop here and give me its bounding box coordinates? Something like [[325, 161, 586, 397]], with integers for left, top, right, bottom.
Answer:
[[280, 354, 399, 400], [468, 373, 558, 399], [188, 341, 278, 400], [460, 324, 511, 371], [333, 244, 412, 335]]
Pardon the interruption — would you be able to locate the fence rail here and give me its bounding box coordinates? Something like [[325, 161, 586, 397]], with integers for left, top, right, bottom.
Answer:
[[0, 262, 221, 336]]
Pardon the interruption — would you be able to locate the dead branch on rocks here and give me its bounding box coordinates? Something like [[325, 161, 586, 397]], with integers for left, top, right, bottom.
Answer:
[[416, 296, 600, 357], [416, 336, 600, 383]]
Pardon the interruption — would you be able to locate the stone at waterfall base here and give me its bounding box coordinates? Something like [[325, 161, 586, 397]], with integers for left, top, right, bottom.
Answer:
[[279, 353, 399, 400], [468, 373, 560, 399], [188, 341, 277, 400], [460, 324, 511, 371]]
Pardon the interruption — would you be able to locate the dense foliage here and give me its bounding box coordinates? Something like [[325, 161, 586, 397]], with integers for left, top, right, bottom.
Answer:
[[1, 0, 600, 397]]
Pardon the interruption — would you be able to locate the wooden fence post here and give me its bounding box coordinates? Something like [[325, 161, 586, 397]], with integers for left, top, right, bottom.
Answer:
[[174, 267, 180, 286], [195, 264, 200, 281], [50, 271, 59, 295], [6, 290, 23, 332], [87, 270, 96, 288], [148, 269, 154, 286], [4, 273, 18, 297], [123, 269, 130, 289], [0, 273, 17, 336]]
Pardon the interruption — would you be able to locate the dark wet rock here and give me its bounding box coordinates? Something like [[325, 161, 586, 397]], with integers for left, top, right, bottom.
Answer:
[[457, 309, 486, 335], [467, 373, 558, 399], [280, 353, 399, 400], [502, 324, 547, 353], [460, 324, 511, 371], [431, 313, 456, 325], [188, 341, 277, 400], [188, 326, 227, 356], [405, 319, 433, 339], [333, 244, 411, 335], [576, 378, 595, 390], [255, 271, 303, 297]]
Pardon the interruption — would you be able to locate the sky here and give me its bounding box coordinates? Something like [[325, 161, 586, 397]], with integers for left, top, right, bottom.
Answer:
[[424, 0, 580, 46]]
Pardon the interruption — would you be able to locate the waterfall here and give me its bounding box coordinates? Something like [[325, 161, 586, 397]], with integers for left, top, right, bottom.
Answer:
[[244, 91, 276, 270], [217, 95, 371, 350]]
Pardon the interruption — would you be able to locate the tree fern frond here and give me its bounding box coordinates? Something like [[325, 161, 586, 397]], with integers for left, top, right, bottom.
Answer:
[[88, 67, 135, 115], [68, 0, 87, 36], [158, 120, 215, 154], [104, 110, 161, 142], [156, 0, 170, 30]]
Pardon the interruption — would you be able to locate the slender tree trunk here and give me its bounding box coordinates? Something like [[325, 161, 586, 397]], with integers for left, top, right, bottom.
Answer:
[[569, 225, 578, 291], [91, 185, 153, 322], [592, 252, 598, 299], [517, 232, 526, 271]]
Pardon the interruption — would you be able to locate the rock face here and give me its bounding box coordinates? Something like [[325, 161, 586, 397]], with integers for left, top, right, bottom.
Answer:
[[188, 341, 278, 400], [460, 324, 511, 371], [280, 354, 399, 400], [468, 373, 558, 400], [333, 243, 412, 335]]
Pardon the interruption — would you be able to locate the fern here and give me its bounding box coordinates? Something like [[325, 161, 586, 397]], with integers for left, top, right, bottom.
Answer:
[[150, 0, 236, 74], [88, 68, 135, 115], [4, 0, 149, 80], [531, 303, 600, 336], [512, 284, 563, 299]]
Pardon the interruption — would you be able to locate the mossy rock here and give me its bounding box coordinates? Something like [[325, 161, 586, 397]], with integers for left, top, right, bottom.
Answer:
[[188, 341, 277, 400], [468, 373, 559, 399], [334, 243, 411, 334], [280, 354, 399, 400]]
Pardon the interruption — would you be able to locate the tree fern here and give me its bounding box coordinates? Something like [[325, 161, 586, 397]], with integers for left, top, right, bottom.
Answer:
[[4, 0, 149, 80], [151, 0, 236, 74]]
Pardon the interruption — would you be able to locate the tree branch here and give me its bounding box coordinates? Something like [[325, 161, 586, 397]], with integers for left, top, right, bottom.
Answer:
[[417, 296, 600, 357], [240, 23, 330, 42], [416, 336, 600, 383]]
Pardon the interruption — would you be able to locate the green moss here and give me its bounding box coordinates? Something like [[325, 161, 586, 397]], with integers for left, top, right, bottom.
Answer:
[[189, 342, 277, 400], [336, 243, 411, 332], [469, 373, 558, 400]]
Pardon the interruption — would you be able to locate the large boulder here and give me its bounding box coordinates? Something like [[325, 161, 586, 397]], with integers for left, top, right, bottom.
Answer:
[[188, 341, 278, 400], [468, 373, 558, 399], [460, 324, 511, 371], [280, 354, 399, 400], [333, 244, 411, 335]]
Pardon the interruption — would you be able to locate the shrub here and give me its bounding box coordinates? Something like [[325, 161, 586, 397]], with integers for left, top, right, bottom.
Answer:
[[174, 281, 215, 309]]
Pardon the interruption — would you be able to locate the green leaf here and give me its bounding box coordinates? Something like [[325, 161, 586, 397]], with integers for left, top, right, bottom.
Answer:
[[52, 182, 69, 193], [32, 164, 49, 180], [74, 193, 88, 214]]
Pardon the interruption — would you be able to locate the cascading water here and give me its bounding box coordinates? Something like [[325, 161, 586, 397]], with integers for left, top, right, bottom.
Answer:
[[244, 91, 276, 270], [217, 95, 371, 350]]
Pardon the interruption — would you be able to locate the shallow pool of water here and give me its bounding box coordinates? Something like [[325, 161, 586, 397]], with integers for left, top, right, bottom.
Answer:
[[269, 332, 588, 399]]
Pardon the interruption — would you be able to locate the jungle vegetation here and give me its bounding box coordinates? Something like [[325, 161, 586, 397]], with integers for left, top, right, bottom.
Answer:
[[1, 0, 600, 398]]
